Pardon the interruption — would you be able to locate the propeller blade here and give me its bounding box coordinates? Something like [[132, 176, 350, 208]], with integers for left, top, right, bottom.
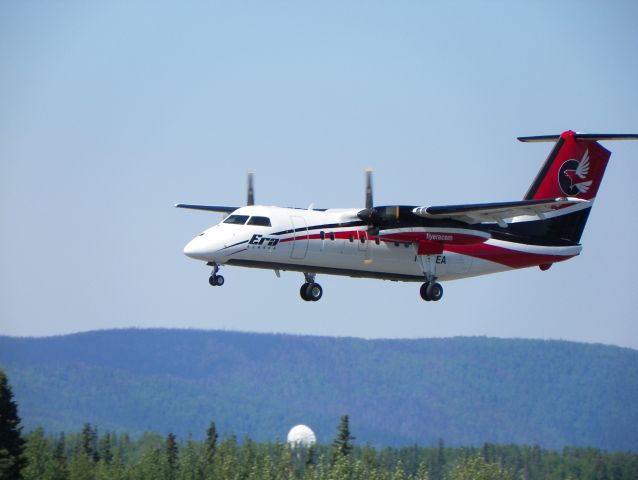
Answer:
[[247, 171, 255, 206], [365, 169, 373, 210]]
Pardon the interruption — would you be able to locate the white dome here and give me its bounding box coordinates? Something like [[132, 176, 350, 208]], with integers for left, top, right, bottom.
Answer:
[[287, 424, 316, 447]]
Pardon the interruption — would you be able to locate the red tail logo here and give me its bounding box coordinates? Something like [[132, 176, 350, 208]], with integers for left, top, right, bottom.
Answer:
[[558, 150, 592, 196], [524, 131, 610, 201]]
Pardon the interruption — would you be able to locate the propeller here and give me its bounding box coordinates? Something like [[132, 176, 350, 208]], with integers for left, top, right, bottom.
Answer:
[[358, 170, 376, 226], [357, 169, 382, 235], [359, 169, 377, 265], [356, 170, 402, 264], [247, 171, 255, 206], [365, 168, 373, 210]]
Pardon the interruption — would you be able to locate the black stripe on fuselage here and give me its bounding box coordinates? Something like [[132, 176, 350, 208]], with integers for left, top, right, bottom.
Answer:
[[221, 240, 249, 250], [271, 221, 366, 236]]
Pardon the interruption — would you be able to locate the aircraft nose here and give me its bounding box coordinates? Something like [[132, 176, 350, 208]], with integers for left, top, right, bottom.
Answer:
[[183, 236, 209, 260]]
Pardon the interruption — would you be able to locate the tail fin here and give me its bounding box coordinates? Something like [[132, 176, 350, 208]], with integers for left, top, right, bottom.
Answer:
[[522, 130, 611, 201], [516, 131, 637, 244]]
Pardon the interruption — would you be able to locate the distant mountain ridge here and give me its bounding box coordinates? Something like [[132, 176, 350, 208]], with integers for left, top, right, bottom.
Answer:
[[1, 329, 637, 451]]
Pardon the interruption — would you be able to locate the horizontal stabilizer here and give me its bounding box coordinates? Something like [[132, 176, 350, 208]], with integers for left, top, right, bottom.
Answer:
[[412, 198, 589, 226], [175, 204, 239, 213], [518, 133, 638, 142]]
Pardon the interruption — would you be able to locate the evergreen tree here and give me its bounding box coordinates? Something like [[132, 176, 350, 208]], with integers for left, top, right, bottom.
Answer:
[[415, 461, 430, 480], [23, 427, 57, 480], [0, 370, 26, 479], [431, 439, 445, 480], [52, 432, 67, 479], [79, 423, 98, 462], [392, 460, 408, 480], [68, 452, 95, 480], [165, 432, 179, 474], [136, 446, 166, 479], [98, 431, 113, 464], [331, 415, 355, 458], [205, 421, 218, 464], [178, 437, 203, 480]]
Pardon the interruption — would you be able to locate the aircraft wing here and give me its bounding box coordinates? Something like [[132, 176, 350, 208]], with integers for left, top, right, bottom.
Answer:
[[412, 198, 589, 226], [175, 204, 239, 213]]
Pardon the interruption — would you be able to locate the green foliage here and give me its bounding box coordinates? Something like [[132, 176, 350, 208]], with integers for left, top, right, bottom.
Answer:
[[447, 455, 513, 480], [68, 452, 94, 480], [14, 424, 638, 480], [23, 427, 61, 480]]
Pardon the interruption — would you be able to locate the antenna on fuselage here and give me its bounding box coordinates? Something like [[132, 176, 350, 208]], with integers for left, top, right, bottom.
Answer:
[[247, 171, 255, 206]]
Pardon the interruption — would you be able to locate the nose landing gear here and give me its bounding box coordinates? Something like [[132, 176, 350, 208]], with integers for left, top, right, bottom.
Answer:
[[208, 263, 225, 287]]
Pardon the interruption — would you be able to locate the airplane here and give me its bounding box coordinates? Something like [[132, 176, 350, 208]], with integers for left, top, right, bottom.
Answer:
[[177, 130, 637, 302]]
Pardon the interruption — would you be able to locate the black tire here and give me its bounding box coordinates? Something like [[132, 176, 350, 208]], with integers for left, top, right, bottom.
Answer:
[[300, 283, 310, 301], [215, 275, 224, 287], [420, 282, 431, 301], [305, 283, 323, 301], [209, 276, 217, 287], [426, 282, 443, 301]]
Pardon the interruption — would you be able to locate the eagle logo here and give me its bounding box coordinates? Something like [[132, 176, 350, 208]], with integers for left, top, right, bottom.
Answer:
[[558, 150, 592, 196]]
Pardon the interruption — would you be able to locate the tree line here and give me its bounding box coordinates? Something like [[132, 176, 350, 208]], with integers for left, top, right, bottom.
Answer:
[[3, 370, 638, 479]]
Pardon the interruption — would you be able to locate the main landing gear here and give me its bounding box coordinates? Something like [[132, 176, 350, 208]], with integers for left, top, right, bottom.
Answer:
[[208, 264, 225, 287], [300, 273, 323, 302], [417, 254, 443, 302], [420, 281, 443, 302]]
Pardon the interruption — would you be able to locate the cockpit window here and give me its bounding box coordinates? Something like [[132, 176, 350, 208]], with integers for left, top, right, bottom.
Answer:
[[224, 215, 249, 225], [247, 216, 271, 227]]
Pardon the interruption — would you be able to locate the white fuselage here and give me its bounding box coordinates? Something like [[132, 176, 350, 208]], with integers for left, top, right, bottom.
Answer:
[[183, 205, 581, 283]]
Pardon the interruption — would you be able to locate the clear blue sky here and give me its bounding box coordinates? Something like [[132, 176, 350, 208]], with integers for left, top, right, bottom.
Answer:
[[1, 1, 637, 348]]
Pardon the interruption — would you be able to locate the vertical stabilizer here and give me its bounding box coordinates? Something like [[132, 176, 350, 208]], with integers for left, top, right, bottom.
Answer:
[[522, 130, 611, 201]]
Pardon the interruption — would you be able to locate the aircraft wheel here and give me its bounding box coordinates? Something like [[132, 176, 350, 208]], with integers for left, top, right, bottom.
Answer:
[[300, 283, 310, 301], [426, 282, 443, 301], [420, 282, 432, 301], [305, 283, 323, 302], [209, 275, 224, 287]]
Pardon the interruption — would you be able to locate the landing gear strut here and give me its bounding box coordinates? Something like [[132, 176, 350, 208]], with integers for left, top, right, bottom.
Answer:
[[300, 273, 323, 302], [208, 264, 225, 287], [417, 254, 443, 302]]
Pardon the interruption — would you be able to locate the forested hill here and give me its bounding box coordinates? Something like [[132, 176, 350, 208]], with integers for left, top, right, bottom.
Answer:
[[1, 329, 637, 451]]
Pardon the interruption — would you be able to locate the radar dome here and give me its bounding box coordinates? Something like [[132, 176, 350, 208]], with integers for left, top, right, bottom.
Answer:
[[287, 424, 316, 447]]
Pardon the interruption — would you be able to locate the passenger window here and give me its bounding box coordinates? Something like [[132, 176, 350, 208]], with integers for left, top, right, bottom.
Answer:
[[349, 234, 354, 243], [329, 232, 335, 241], [320, 231, 325, 240], [224, 215, 249, 225], [247, 216, 271, 227]]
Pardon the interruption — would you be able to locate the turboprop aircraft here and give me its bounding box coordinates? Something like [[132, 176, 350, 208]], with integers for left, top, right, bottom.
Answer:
[[177, 130, 637, 302]]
